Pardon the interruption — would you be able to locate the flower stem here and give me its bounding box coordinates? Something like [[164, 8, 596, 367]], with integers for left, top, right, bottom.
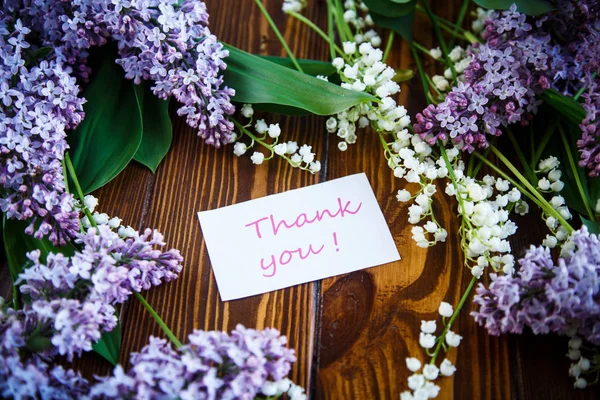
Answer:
[[383, 31, 395, 63], [418, 0, 457, 81], [289, 11, 344, 56], [448, 0, 470, 49], [430, 276, 477, 364], [134, 292, 183, 348], [327, 3, 337, 60], [254, 0, 304, 73], [411, 45, 431, 105], [574, 72, 597, 101], [532, 116, 559, 168], [64, 153, 96, 228], [483, 147, 575, 233], [506, 127, 536, 183], [559, 124, 596, 221], [233, 119, 276, 160], [61, 158, 70, 194]]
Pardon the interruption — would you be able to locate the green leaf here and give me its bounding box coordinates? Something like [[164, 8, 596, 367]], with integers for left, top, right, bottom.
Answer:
[[68, 51, 143, 194], [3, 217, 76, 309], [369, 9, 416, 43], [363, 0, 416, 17], [223, 45, 376, 116], [3, 217, 76, 283], [472, 0, 554, 16], [540, 89, 586, 127], [92, 321, 122, 366], [259, 56, 336, 77], [581, 215, 600, 235], [133, 83, 172, 174]]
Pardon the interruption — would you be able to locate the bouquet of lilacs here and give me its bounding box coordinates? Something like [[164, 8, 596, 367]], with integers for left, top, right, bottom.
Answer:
[[0, 0, 345, 397], [279, 0, 600, 397]]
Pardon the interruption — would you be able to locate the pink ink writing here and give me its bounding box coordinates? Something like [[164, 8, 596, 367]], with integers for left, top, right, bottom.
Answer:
[[245, 198, 360, 278], [244, 197, 362, 239], [261, 243, 325, 277]]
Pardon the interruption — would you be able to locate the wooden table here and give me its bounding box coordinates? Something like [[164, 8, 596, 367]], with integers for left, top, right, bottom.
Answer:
[[3, 1, 599, 399]]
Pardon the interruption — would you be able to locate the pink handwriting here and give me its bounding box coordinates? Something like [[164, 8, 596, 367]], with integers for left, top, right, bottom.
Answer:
[[245, 197, 362, 239], [261, 243, 325, 277]]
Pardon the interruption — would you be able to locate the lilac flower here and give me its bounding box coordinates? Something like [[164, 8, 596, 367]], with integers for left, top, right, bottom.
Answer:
[[14, 223, 183, 361], [6, 0, 236, 147], [89, 325, 298, 399], [0, 305, 90, 399], [472, 227, 600, 344], [414, 4, 554, 152], [577, 77, 600, 176], [0, 13, 84, 244]]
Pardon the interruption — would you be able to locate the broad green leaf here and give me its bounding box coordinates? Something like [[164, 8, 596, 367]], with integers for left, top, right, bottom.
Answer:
[[540, 89, 586, 127], [390, 0, 412, 3], [259, 56, 336, 77], [223, 45, 376, 116], [473, 0, 554, 16], [369, 9, 416, 43], [581, 215, 600, 235], [3, 217, 76, 283], [92, 321, 122, 366], [3, 217, 76, 309], [68, 52, 143, 194], [133, 84, 173, 174], [363, 0, 416, 17]]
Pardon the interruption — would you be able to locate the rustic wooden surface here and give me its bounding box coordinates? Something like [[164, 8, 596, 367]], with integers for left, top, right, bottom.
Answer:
[[3, 1, 599, 399]]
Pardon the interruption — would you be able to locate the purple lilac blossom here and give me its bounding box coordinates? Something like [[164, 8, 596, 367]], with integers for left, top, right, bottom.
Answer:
[[5, 0, 236, 147], [414, 4, 553, 152], [471, 227, 600, 344], [88, 325, 297, 399], [0, 305, 90, 399], [14, 224, 183, 361], [0, 14, 84, 245]]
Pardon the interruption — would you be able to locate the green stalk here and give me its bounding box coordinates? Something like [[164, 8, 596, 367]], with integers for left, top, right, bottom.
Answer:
[[448, 0, 470, 49], [430, 277, 477, 364], [289, 11, 344, 56], [506, 127, 536, 183], [135, 292, 183, 348], [254, 0, 304, 73], [412, 40, 436, 58], [559, 124, 596, 221], [574, 72, 597, 101], [472, 151, 549, 211], [326, 0, 336, 60], [233, 119, 276, 160], [489, 145, 574, 233], [532, 116, 559, 168], [418, 0, 457, 81], [411, 45, 431, 105], [64, 153, 96, 227], [471, 146, 491, 178], [383, 31, 395, 63], [331, 0, 352, 43], [61, 158, 70, 193]]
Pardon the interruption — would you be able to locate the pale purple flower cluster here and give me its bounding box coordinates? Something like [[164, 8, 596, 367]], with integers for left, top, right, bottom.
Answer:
[[0, 305, 90, 399], [6, 0, 236, 147], [14, 224, 183, 361], [578, 79, 600, 176], [89, 325, 297, 399], [552, 0, 600, 176], [0, 14, 84, 244], [414, 4, 553, 152], [2, 304, 299, 399], [472, 227, 600, 344]]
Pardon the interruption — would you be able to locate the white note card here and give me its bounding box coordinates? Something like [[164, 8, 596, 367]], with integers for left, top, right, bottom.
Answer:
[[197, 173, 400, 301]]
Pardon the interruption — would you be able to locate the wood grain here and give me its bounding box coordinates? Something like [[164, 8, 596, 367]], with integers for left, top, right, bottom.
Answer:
[[2, 1, 599, 399]]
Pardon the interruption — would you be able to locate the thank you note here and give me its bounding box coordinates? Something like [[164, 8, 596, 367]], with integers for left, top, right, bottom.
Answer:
[[197, 173, 400, 301]]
